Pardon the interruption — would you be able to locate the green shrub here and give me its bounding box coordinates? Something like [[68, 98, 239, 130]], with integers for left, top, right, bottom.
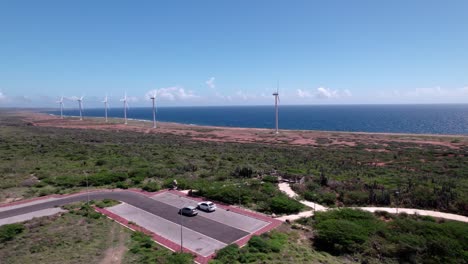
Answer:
[[233, 166, 254, 178], [266, 232, 288, 253], [116, 181, 129, 189], [166, 253, 193, 264], [130, 231, 155, 253], [248, 236, 271, 253], [342, 191, 368, 206], [87, 171, 127, 186], [94, 199, 120, 208], [304, 191, 336, 206], [314, 219, 368, 254], [262, 175, 278, 183], [214, 244, 240, 263], [71, 204, 102, 219], [0, 223, 24, 242], [142, 181, 160, 192], [314, 208, 382, 235], [269, 195, 304, 214]]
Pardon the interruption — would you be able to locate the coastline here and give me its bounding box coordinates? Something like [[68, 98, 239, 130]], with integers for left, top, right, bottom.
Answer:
[[12, 110, 467, 149], [43, 111, 467, 138]]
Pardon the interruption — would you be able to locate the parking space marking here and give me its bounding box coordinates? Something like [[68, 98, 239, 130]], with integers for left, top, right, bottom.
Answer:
[[108, 203, 227, 257], [151, 192, 270, 233]]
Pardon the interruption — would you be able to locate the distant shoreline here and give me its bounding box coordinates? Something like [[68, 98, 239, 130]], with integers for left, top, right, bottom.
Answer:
[[9, 110, 464, 152], [41, 111, 468, 139], [37, 104, 468, 136]]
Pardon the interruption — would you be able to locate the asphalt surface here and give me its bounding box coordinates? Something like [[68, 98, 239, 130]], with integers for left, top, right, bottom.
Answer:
[[0, 191, 249, 244]]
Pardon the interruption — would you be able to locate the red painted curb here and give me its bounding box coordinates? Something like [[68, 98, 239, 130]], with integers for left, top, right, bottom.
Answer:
[[94, 206, 210, 264], [1, 188, 282, 263]]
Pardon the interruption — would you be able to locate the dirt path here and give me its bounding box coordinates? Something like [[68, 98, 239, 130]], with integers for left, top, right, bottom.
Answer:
[[99, 221, 128, 264], [277, 183, 468, 223]]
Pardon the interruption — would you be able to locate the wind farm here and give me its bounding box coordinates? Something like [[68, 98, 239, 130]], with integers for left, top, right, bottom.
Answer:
[[1, 1, 467, 263], [52, 86, 284, 134]]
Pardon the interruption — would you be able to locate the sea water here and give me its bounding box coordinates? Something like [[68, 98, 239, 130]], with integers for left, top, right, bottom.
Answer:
[[46, 104, 468, 135]]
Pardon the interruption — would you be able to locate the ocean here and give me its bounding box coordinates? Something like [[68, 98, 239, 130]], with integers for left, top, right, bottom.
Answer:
[[45, 104, 468, 135]]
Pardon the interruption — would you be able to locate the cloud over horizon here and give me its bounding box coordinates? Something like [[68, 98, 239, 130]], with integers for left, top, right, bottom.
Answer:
[[297, 87, 352, 99], [0, 91, 7, 102], [378, 86, 468, 100], [148, 86, 199, 101]]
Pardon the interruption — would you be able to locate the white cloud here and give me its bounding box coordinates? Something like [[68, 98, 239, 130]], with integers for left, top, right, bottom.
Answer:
[[316, 87, 339, 99], [235, 90, 258, 101], [148, 86, 199, 101], [296, 89, 313, 98], [297, 87, 352, 99], [0, 91, 7, 102], [205, 77, 215, 89], [126, 96, 139, 103]]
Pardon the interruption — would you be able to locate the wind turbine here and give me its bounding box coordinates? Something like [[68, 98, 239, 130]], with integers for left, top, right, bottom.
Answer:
[[102, 95, 109, 123], [56, 96, 64, 119], [149, 91, 157, 128], [273, 82, 280, 134], [120, 93, 129, 125], [77, 96, 84, 121]]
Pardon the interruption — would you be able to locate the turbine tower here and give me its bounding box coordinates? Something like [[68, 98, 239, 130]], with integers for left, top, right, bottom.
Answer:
[[102, 95, 109, 123], [149, 91, 157, 128], [56, 96, 64, 119], [77, 96, 84, 121], [120, 93, 129, 125], [273, 82, 280, 134]]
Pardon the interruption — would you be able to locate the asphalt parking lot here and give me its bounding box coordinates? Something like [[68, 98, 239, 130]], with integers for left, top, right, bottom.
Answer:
[[107, 191, 270, 257], [0, 189, 279, 261]]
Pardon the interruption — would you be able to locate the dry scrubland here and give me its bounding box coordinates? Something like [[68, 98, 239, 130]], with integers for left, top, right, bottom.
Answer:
[[0, 110, 467, 263], [2, 110, 467, 216]]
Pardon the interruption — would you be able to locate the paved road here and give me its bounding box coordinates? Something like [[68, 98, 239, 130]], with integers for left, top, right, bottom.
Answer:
[[0, 191, 249, 244]]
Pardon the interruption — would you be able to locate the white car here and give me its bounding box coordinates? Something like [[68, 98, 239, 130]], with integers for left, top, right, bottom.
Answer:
[[197, 201, 217, 212]]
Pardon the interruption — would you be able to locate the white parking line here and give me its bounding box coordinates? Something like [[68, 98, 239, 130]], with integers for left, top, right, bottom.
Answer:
[[107, 203, 227, 257], [152, 193, 270, 233]]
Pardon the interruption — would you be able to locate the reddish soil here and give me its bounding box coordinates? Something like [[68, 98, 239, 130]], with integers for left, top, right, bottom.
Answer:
[[19, 112, 468, 149]]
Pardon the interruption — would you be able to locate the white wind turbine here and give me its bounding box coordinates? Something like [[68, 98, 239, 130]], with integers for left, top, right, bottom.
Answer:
[[56, 96, 64, 119], [77, 96, 84, 121], [102, 95, 109, 123], [149, 91, 157, 128], [273, 82, 280, 134], [120, 93, 129, 125]]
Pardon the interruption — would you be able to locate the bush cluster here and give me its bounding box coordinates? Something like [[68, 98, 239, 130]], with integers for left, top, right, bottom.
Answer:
[[211, 232, 288, 263], [129, 231, 193, 264], [0, 223, 24, 243], [311, 209, 468, 263], [194, 181, 303, 214]]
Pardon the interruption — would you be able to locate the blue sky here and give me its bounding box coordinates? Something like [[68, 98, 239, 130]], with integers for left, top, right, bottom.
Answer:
[[1, 0, 467, 107]]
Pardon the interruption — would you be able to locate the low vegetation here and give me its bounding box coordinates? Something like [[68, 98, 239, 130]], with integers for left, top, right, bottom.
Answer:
[[299, 208, 468, 263], [1, 112, 466, 216], [124, 231, 193, 264], [0, 203, 193, 264], [211, 229, 350, 264], [0, 207, 121, 263], [0, 223, 25, 243]]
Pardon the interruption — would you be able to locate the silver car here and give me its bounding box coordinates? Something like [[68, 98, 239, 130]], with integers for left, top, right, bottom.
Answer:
[[197, 201, 217, 212]]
